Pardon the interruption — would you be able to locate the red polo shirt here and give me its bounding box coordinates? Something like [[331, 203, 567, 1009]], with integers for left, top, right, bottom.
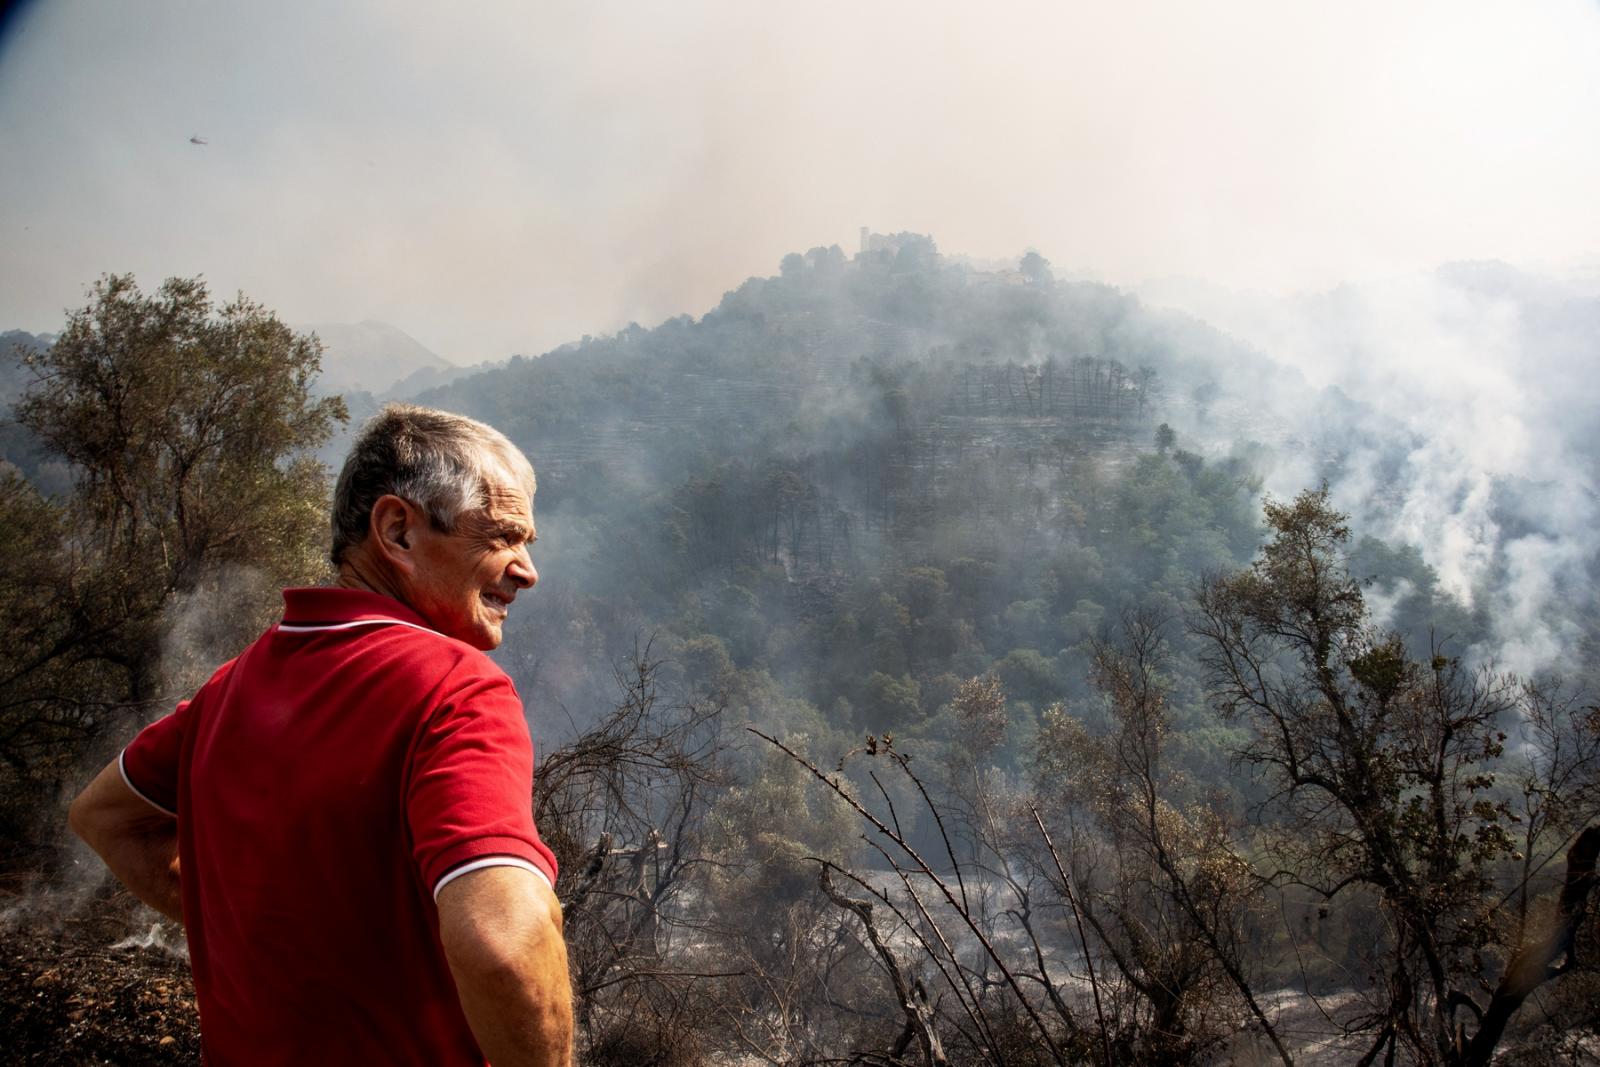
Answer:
[[120, 587, 558, 1066]]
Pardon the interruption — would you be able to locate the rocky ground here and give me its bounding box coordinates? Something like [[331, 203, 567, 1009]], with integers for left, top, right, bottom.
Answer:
[[1, 890, 198, 1066]]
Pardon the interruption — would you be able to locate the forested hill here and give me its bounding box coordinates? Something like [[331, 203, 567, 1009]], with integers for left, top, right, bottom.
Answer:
[[415, 237, 1479, 755], [427, 237, 1285, 506]]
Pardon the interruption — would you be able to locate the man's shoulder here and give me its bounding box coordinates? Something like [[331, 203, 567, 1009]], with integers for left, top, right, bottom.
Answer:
[[274, 588, 508, 667], [337, 621, 517, 695], [189, 654, 243, 704], [248, 608, 517, 697]]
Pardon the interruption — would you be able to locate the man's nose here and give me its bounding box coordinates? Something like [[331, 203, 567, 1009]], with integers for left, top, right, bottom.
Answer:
[[508, 545, 537, 589]]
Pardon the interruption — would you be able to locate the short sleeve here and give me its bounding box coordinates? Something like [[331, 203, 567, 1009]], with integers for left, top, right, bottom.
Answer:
[[407, 669, 558, 898], [120, 702, 191, 817], [120, 658, 236, 817]]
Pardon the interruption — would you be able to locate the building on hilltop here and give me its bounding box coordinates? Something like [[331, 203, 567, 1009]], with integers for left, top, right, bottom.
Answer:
[[857, 227, 938, 259]]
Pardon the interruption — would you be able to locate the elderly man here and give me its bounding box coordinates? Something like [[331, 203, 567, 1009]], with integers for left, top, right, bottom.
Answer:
[[69, 405, 572, 1066]]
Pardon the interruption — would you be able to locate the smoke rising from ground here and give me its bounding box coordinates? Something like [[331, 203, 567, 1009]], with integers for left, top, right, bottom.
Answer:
[[160, 567, 279, 683], [1143, 264, 1600, 674]]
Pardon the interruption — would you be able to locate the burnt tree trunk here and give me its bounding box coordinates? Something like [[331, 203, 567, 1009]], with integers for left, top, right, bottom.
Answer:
[[1460, 826, 1600, 1066]]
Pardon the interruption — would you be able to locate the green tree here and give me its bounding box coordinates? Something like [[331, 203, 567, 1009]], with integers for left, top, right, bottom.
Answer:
[[863, 670, 922, 728], [951, 673, 1007, 761], [0, 475, 114, 825], [2, 274, 346, 848], [1019, 250, 1054, 287], [1190, 485, 1600, 1066]]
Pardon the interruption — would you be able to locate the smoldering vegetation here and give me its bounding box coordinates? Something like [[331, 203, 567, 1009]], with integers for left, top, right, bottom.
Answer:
[[1141, 261, 1600, 678], [422, 238, 1600, 732], [2, 240, 1599, 1064]]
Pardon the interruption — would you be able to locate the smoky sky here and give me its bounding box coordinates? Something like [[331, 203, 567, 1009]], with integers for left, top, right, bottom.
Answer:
[[1, 0, 1598, 361]]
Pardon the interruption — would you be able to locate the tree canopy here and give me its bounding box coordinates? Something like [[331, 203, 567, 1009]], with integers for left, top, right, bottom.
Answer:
[[1192, 485, 1600, 1065], [1, 275, 346, 849]]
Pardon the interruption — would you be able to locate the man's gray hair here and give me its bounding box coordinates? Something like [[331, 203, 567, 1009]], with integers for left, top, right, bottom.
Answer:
[[331, 404, 536, 565]]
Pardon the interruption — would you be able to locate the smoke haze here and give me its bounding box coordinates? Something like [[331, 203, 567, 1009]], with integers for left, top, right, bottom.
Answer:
[[2, 1, 1597, 682], [2, 1, 1598, 361], [1143, 264, 1600, 674]]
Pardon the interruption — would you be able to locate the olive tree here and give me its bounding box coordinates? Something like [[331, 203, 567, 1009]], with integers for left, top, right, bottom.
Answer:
[[1190, 485, 1600, 1066], [2, 274, 346, 849]]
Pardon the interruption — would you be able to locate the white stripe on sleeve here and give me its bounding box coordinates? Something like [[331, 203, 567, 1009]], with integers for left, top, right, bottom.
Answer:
[[433, 855, 554, 900], [118, 748, 179, 818]]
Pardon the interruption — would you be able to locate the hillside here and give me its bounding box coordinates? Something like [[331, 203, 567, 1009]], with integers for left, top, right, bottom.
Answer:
[[425, 238, 1278, 506], [299, 319, 455, 397], [410, 239, 1490, 753]]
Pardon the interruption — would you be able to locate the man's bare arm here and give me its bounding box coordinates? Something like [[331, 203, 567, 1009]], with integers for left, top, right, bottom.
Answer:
[[68, 759, 183, 923], [437, 865, 573, 1067]]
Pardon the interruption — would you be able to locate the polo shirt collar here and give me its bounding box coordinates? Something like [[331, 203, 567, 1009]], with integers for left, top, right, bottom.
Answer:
[[281, 587, 436, 631]]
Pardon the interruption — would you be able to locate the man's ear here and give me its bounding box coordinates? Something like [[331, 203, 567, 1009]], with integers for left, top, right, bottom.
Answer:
[[368, 494, 418, 575]]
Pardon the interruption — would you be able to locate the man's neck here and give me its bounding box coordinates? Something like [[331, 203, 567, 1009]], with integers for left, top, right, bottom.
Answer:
[[334, 553, 410, 608]]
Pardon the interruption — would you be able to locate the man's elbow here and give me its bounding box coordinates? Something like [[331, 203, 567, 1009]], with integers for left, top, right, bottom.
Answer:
[[437, 868, 572, 1064], [439, 868, 567, 980], [68, 786, 102, 849], [68, 761, 172, 859], [445, 893, 565, 982]]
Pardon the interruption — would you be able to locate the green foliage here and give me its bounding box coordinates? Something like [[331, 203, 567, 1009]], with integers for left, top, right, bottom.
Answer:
[[0, 475, 124, 834], [704, 740, 858, 970], [1192, 485, 1598, 1063], [993, 647, 1060, 708], [17, 275, 344, 600], [669, 634, 735, 692], [1029, 700, 1096, 807], [1, 275, 346, 851], [862, 670, 922, 728], [950, 672, 1007, 758]]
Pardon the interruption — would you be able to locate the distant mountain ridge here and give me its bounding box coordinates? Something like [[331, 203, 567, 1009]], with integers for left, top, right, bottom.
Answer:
[[299, 320, 454, 397], [0, 330, 52, 406]]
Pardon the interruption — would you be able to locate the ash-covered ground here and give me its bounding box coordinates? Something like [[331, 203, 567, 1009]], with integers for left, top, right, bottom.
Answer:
[[1, 887, 197, 1066]]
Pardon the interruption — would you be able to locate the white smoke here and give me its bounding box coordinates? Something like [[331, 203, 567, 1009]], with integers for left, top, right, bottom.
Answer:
[[1143, 262, 1600, 675], [1362, 578, 1415, 633], [112, 921, 189, 960], [158, 565, 278, 700]]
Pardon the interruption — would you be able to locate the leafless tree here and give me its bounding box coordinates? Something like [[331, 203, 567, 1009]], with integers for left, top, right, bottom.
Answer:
[[1027, 609, 1290, 1064], [536, 648, 737, 1059]]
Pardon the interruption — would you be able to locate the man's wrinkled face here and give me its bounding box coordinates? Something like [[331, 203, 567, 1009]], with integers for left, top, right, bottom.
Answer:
[[406, 481, 537, 650]]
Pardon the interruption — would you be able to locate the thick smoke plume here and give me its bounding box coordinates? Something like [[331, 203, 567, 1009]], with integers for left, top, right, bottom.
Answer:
[[1145, 262, 1600, 674]]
